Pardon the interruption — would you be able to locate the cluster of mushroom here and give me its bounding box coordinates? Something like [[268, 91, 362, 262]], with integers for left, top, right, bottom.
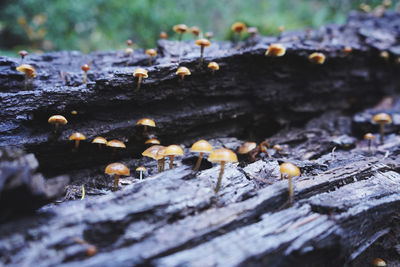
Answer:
[[362, 112, 392, 152], [16, 50, 37, 89]]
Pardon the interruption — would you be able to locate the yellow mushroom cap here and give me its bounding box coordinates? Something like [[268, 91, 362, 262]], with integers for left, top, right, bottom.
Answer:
[[145, 138, 161, 145], [265, 43, 286, 57], [191, 140, 213, 153], [133, 68, 148, 78], [136, 118, 156, 127], [136, 166, 147, 172], [208, 148, 238, 163], [92, 136, 107, 144], [176, 67, 191, 76], [71, 110, 78, 115], [160, 32, 168, 39], [105, 163, 130, 176], [16, 64, 36, 77], [191, 26, 201, 36], [280, 162, 301, 178], [125, 48, 134, 55], [164, 145, 184, 156], [238, 142, 257, 154], [273, 144, 283, 152], [278, 26, 285, 32], [142, 145, 166, 160], [373, 258, 386, 266], [372, 113, 392, 124], [48, 115, 68, 125], [106, 140, 126, 148], [364, 133, 375, 140], [146, 49, 157, 57], [231, 22, 246, 33], [208, 62, 219, 71], [309, 52, 326, 64], [69, 132, 86, 141], [195, 38, 211, 47], [173, 24, 188, 34]]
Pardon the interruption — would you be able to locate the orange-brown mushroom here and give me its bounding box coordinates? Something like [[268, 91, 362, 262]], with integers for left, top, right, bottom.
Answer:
[[273, 144, 283, 154], [208, 148, 238, 193], [195, 38, 211, 64], [159, 31, 168, 39], [48, 115, 67, 131], [191, 26, 201, 39], [176, 67, 191, 81], [126, 39, 133, 46], [280, 162, 301, 204], [343, 46, 353, 54], [145, 138, 161, 145], [18, 50, 29, 63], [81, 64, 90, 84], [133, 68, 148, 91], [205, 32, 214, 40], [364, 133, 375, 153], [231, 22, 246, 41], [145, 49, 157, 66], [238, 142, 257, 162], [16, 64, 36, 89], [309, 52, 326, 64], [191, 140, 213, 171], [69, 132, 86, 149], [163, 145, 184, 169], [265, 44, 286, 57], [106, 139, 126, 156], [142, 145, 166, 172], [92, 136, 107, 149], [173, 24, 188, 41], [105, 163, 130, 191], [136, 166, 146, 180], [372, 113, 392, 144], [136, 118, 156, 136], [373, 258, 387, 266]]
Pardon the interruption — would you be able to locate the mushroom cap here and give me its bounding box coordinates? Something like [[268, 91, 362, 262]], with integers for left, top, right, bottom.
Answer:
[[191, 26, 201, 36], [273, 144, 283, 152], [343, 46, 353, 53], [48, 115, 68, 125], [92, 136, 107, 144], [364, 133, 375, 140], [208, 62, 219, 71], [160, 32, 168, 39], [205, 32, 214, 39], [372, 113, 392, 124], [309, 52, 326, 64], [231, 22, 246, 33], [146, 49, 157, 57], [280, 162, 301, 178], [105, 163, 130, 176], [195, 38, 210, 47], [191, 140, 213, 153], [265, 43, 286, 57], [125, 48, 134, 55], [278, 25, 285, 32], [373, 258, 386, 266], [106, 140, 126, 148], [176, 67, 191, 76], [81, 64, 90, 71], [136, 118, 156, 127], [208, 148, 238, 163], [136, 166, 146, 172], [133, 68, 148, 78], [16, 64, 36, 77], [71, 110, 78, 115], [247, 27, 258, 35], [164, 145, 184, 156], [238, 142, 257, 154], [173, 24, 188, 34], [18, 50, 29, 57], [145, 138, 161, 145], [69, 132, 86, 141], [126, 39, 133, 46], [142, 145, 166, 160]]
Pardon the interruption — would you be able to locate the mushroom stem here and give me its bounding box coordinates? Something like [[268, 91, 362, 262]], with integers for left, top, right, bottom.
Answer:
[[149, 56, 153, 66], [194, 152, 204, 171], [157, 158, 165, 172], [199, 46, 204, 65], [288, 175, 294, 204], [30, 77, 34, 88], [113, 174, 120, 191], [74, 140, 80, 149], [180, 74, 185, 81], [215, 161, 225, 193], [248, 152, 256, 162], [368, 140, 372, 153], [98, 144, 102, 150], [24, 75, 28, 89], [136, 76, 143, 91], [169, 155, 175, 169], [379, 123, 385, 144], [83, 71, 87, 84], [139, 171, 143, 181]]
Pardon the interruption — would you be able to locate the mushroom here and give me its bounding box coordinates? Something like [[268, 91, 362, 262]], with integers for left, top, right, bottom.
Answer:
[[373, 258, 387, 267], [238, 142, 257, 162], [280, 162, 301, 204], [231, 22, 246, 41], [208, 62, 219, 74], [190, 26, 201, 39], [92, 136, 107, 149], [364, 133, 375, 153], [159, 31, 168, 39], [380, 51, 390, 61], [18, 50, 29, 63], [125, 47, 134, 56], [173, 24, 188, 41], [309, 52, 326, 64], [48, 115, 68, 131], [81, 64, 90, 84], [133, 68, 148, 91], [71, 110, 78, 115], [136, 166, 146, 181], [105, 163, 130, 191], [176, 66, 191, 81], [126, 39, 133, 46], [273, 144, 283, 154], [145, 138, 161, 145], [145, 49, 157, 66], [195, 38, 211, 65], [278, 25, 285, 37], [106, 139, 126, 156], [360, 3, 371, 12], [372, 113, 392, 144], [69, 132, 86, 149], [343, 46, 353, 54], [259, 140, 271, 158], [191, 139, 213, 171], [205, 32, 214, 40], [208, 148, 238, 193], [142, 145, 166, 172], [16, 64, 36, 89], [164, 145, 184, 169], [265, 43, 286, 57], [136, 118, 156, 136], [247, 27, 258, 44]]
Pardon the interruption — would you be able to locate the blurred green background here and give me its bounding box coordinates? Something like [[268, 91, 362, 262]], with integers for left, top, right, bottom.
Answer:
[[0, 0, 396, 56]]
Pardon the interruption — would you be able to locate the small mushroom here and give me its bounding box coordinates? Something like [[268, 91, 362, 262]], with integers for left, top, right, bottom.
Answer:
[[142, 145, 166, 172], [18, 50, 29, 64], [145, 49, 157, 66], [136, 118, 156, 136], [106, 139, 126, 156], [343, 46, 353, 54], [373, 258, 387, 266], [208, 148, 238, 193], [133, 68, 148, 91], [159, 31, 168, 39], [69, 132, 86, 149], [309, 52, 326, 64], [48, 115, 68, 131], [231, 22, 246, 41], [208, 62, 219, 74], [173, 24, 188, 41], [126, 39, 133, 46], [92, 136, 107, 149], [259, 140, 271, 158], [280, 162, 301, 204], [372, 113, 392, 144], [273, 144, 283, 154], [71, 110, 78, 115], [164, 145, 184, 169], [190, 26, 201, 39], [125, 47, 134, 56], [278, 25, 285, 36], [191, 139, 213, 171], [16, 64, 36, 89], [265, 43, 286, 57], [247, 27, 258, 44], [145, 138, 161, 145], [105, 163, 130, 191], [195, 38, 211, 65], [238, 142, 257, 162], [176, 66, 191, 81], [360, 3, 371, 12], [380, 51, 390, 61], [364, 133, 375, 153], [205, 32, 214, 40], [136, 166, 146, 181], [81, 64, 90, 84]]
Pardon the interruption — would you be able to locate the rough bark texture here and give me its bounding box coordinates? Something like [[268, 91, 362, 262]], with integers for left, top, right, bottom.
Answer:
[[1, 11, 400, 267]]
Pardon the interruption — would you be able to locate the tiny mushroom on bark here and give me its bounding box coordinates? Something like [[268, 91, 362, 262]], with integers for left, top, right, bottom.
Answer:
[[173, 24, 188, 41], [145, 49, 157, 66], [142, 145, 166, 172], [247, 27, 258, 44], [159, 31, 168, 39], [238, 142, 257, 162], [191, 139, 213, 171], [125, 47, 134, 56], [372, 113, 392, 144], [208, 62, 219, 74], [205, 32, 214, 40], [273, 144, 283, 154], [136, 118, 156, 136], [176, 66, 191, 81], [18, 50, 29, 63], [106, 139, 126, 156], [208, 148, 238, 193], [105, 163, 130, 191], [126, 39, 133, 46], [92, 136, 107, 149], [231, 22, 246, 41], [343, 46, 353, 54], [136, 166, 146, 181], [364, 133, 375, 152], [373, 258, 387, 266], [265, 43, 286, 57], [133, 68, 148, 91], [81, 64, 90, 84], [280, 162, 301, 204], [145, 138, 161, 145], [164, 145, 184, 169], [190, 26, 201, 38], [16, 64, 36, 89], [309, 52, 326, 64], [69, 132, 86, 149], [48, 115, 67, 131], [195, 38, 211, 64]]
